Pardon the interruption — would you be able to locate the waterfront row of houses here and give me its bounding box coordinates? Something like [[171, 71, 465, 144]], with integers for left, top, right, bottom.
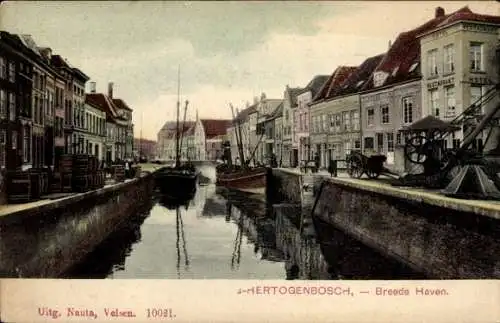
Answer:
[[0, 31, 135, 172], [156, 114, 232, 161], [227, 6, 500, 172]]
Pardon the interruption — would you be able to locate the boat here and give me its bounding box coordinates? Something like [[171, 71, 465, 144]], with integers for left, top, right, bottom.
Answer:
[[215, 104, 267, 195], [155, 66, 198, 198]]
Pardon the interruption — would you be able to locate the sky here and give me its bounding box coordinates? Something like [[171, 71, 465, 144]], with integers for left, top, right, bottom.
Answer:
[[1, 1, 498, 140]]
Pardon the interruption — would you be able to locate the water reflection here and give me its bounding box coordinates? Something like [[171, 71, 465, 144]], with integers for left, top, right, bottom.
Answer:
[[68, 184, 425, 279]]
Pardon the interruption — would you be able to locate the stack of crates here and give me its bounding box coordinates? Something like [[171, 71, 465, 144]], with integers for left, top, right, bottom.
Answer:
[[60, 155, 73, 192], [6, 170, 35, 203], [72, 154, 90, 193]]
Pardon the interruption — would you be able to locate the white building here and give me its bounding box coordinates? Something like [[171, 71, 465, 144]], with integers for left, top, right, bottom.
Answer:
[[83, 100, 106, 160], [418, 6, 500, 151]]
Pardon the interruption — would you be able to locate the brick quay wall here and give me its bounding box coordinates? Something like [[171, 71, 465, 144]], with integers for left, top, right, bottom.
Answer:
[[0, 174, 155, 278], [268, 169, 500, 279]]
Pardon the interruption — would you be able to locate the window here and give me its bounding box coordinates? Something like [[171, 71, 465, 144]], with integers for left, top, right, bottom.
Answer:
[[364, 137, 374, 149], [367, 108, 374, 126], [354, 140, 361, 149], [0, 57, 6, 79], [428, 49, 438, 76], [409, 62, 419, 73], [429, 89, 440, 117], [470, 42, 483, 72], [304, 112, 308, 131], [352, 111, 360, 131], [402, 97, 413, 124], [387, 133, 394, 152], [380, 105, 389, 124], [9, 93, 15, 121], [335, 114, 341, 132], [376, 133, 384, 152], [444, 44, 455, 74], [23, 126, 30, 163], [342, 111, 351, 131], [445, 86, 456, 117], [329, 114, 334, 132], [344, 141, 352, 158], [470, 85, 484, 113], [0, 89, 6, 118], [11, 130, 17, 149], [0, 129, 5, 168], [8, 62, 15, 82], [322, 114, 327, 132]]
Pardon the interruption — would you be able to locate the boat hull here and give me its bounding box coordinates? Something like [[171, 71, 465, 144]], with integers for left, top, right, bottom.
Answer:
[[155, 170, 198, 199], [216, 167, 267, 194]]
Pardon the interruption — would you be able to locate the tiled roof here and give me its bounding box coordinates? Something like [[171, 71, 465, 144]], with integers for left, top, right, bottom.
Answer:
[[312, 66, 357, 102], [332, 53, 385, 97], [361, 7, 461, 91], [235, 104, 258, 122], [200, 119, 232, 139], [112, 98, 133, 111], [304, 75, 330, 98], [159, 121, 196, 135], [287, 87, 304, 107], [86, 93, 118, 121], [435, 6, 500, 29]]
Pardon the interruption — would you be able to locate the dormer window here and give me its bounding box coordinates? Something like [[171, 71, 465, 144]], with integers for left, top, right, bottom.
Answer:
[[373, 71, 388, 88], [391, 66, 399, 77], [356, 80, 365, 88], [409, 62, 419, 73]]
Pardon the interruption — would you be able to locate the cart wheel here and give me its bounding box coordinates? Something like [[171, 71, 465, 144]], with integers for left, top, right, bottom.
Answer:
[[366, 169, 380, 179], [347, 154, 364, 179]]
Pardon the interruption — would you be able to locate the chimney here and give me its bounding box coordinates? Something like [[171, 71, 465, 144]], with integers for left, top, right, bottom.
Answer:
[[260, 92, 266, 101], [435, 7, 445, 18], [253, 96, 259, 104], [388, 40, 392, 49], [108, 82, 114, 98], [89, 82, 96, 93]]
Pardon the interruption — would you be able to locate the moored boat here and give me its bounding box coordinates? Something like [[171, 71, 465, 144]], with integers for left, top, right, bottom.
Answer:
[[155, 166, 198, 198], [216, 166, 266, 194], [154, 66, 198, 200]]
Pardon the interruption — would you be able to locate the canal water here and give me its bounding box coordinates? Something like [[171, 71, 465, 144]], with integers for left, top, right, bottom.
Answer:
[[65, 184, 426, 279]]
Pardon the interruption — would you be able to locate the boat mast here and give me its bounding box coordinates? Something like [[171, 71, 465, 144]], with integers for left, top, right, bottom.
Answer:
[[179, 100, 189, 160], [175, 65, 181, 168], [139, 111, 143, 158], [230, 104, 246, 170]]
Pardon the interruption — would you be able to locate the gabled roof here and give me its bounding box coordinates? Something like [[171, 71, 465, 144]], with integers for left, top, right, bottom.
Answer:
[[286, 87, 304, 107], [312, 66, 357, 102], [303, 75, 330, 98], [159, 121, 196, 135], [235, 104, 258, 122], [112, 98, 133, 112], [85, 93, 119, 122], [50, 55, 72, 71], [361, 8, 454, 91], [200, 119, 232, 139], [434, 6, 500, 30], [332, 53, 385, 97]]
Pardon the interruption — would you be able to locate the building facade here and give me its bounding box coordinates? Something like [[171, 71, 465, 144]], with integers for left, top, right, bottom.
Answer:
[[199, 118, 231, 161], [309, 66, 357, 168], [295, 75, 329, 164], [83, 100, 106, 160], [0, 32, 35, 175], [281, 86, 302, 167], [418, 6, 500, 152], [133, 138, 157, 159]]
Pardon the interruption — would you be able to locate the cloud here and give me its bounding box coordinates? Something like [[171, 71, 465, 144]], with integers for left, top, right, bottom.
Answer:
[[1, 1, 498, 141]]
